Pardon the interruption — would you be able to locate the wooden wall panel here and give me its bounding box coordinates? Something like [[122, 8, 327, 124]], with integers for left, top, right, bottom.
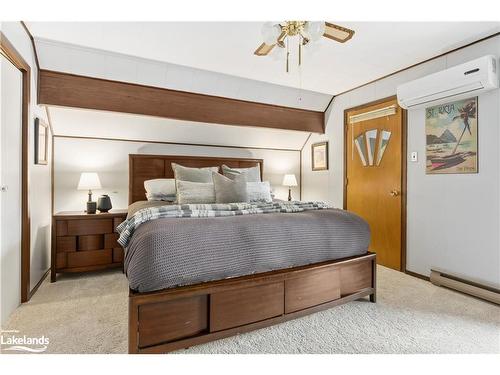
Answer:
[[38, 70, 325, 133]]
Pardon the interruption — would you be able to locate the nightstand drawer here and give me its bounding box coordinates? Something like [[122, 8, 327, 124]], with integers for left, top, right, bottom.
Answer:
[[56, 236, 76, 252], [78, 234, 104, 251], [113, 248, 124, 263], [104, 233, 119, 249], [56, 253, 67, 269], [67, 219, 112, 236], [67, 249, 112, 268]]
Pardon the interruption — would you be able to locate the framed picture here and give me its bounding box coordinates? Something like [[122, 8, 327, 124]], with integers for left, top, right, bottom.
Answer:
[[311, 141, 329, 171], [34, 118, 48, 165], [425, 97, 478, 174]]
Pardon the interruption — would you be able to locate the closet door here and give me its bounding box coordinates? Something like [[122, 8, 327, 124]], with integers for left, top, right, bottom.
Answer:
[[0, 55, 23, 325], [345, 97, 404, 271]]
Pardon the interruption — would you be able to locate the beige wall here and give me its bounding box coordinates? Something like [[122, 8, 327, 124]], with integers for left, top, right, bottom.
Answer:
[[54, 137, 301, 212]]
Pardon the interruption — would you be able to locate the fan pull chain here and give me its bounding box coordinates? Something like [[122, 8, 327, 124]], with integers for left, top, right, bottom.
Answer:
[[298, 37, 303, 101], [286, 37, 290, 73], [298, 36, 302, 66]]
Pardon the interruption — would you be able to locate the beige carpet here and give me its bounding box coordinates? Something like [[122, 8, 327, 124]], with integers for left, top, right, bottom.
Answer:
[[2, 266, 499, 354]]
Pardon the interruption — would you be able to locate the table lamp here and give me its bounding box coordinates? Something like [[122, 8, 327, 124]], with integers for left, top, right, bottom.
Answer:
[[282, 174, 298, 201], [77, 172, 102, 214]]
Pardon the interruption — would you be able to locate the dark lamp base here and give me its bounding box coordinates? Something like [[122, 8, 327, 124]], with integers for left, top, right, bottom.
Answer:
[[86, 201, 97, 214]]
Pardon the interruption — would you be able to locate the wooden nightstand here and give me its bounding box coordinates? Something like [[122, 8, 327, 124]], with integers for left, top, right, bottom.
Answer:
[[51, 209, 128, 282]]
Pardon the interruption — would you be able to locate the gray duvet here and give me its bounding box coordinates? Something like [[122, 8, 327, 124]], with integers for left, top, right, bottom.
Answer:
[[124, 201, 370, 293]]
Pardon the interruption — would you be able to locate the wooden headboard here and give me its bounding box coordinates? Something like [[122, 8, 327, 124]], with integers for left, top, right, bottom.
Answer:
[[129, 154, 264, 204]]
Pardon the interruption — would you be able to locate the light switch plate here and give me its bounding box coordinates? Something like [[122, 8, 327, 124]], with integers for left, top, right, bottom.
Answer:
[[410, 151, 418, 162]]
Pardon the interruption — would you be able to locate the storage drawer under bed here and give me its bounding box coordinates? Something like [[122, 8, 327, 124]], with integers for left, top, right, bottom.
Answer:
[[131, 256, 375, 352], [210, 282, 284, 332]]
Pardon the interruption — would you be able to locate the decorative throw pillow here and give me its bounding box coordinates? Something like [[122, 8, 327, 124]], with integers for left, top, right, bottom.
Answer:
[[172, 163, 219, 183], [146, 193, 177, 202], [212, 172, 248, 203], [176, 180, 216, 204], [144, 178, 177, 201], [221, 164, 261, 182], [246, 181, 273, 202]]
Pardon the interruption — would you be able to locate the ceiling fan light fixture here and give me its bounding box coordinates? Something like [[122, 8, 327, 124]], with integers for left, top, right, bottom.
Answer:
[[254, 21, 354, 74]]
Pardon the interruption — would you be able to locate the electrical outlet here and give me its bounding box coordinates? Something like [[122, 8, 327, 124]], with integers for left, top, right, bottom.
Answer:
[[410, 151, 418, 162]]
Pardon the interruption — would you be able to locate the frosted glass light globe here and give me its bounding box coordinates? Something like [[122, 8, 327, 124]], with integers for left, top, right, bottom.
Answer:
[[304, 21, 325, 41], [261, 22, 281, 45]]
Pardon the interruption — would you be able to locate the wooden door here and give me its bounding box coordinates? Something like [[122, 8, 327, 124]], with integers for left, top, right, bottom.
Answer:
[[345, 98, 404, 270]]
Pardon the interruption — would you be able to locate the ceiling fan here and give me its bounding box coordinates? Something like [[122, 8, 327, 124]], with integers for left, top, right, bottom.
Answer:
[[254, 21, 355, 72]]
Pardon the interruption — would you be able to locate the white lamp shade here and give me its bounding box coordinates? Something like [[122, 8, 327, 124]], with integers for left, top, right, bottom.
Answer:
[[282, 174, 298, 187], [77, 172, 102, 190]]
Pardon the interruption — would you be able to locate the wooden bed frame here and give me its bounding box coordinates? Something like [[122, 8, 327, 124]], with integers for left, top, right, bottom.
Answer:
[[127, 154, 376, 354]]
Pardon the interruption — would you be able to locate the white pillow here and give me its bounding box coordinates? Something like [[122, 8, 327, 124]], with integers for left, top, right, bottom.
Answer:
[[176, 180, 216, 204], [246, 181, 272, 202], [144, 179, 176, 201]]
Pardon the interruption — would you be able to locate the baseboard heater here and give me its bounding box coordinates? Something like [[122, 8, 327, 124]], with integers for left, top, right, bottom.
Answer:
[[430, 269, 500, 305]]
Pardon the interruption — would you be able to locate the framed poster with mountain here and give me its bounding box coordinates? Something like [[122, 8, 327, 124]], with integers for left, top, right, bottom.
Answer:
[[425, 97, 478, 174]]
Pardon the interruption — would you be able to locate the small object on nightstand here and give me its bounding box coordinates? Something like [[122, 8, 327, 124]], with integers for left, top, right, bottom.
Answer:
[[97, 194, 112, 213], [282, 174, 298, 201], [77, 172, 101, 214]]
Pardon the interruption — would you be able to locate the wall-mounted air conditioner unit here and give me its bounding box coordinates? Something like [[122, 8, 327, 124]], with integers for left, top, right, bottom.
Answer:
[[397, 55, 499, 109]]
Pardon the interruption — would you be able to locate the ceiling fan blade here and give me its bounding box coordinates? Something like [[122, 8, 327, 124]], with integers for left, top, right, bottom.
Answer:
[[323, 22, 355, 43], [254, 42, 276, 56]]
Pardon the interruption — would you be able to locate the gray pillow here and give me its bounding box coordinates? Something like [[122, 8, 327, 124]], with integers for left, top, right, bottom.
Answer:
[[172, 163, 219, 183], [221, 164, 261, 182], [176, 180, 215, 204], [246, 181, 272, 202], [212, 172, 248, 203], [146, 193, 177, 202]]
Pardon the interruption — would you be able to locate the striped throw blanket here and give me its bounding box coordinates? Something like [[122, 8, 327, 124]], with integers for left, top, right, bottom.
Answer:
[[117, 201, 331, 247]]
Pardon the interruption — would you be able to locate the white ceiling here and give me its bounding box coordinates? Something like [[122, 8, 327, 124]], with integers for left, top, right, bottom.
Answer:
[[48, 106, 310, 150], [27, 22, 499, 94]]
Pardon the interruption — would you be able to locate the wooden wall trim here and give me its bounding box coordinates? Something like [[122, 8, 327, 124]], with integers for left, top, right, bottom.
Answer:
[[46, 107, 55, 215], [53, 134, 300, 153], [38, 70, 325, 133], [1, 31, 31, 302], [405, 270, 430, 282], [20, 21, 40, 71], [299, 133, 313, 201]]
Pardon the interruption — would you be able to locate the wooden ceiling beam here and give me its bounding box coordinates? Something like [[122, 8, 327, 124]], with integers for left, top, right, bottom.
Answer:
[[38, 70, 325, 133]]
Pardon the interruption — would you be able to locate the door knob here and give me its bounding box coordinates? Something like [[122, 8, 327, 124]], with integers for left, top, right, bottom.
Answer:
[[389, 189, 400, 197]]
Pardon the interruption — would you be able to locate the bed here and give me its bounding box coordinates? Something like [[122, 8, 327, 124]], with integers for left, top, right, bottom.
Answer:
[[126, 154, 376, 354]]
